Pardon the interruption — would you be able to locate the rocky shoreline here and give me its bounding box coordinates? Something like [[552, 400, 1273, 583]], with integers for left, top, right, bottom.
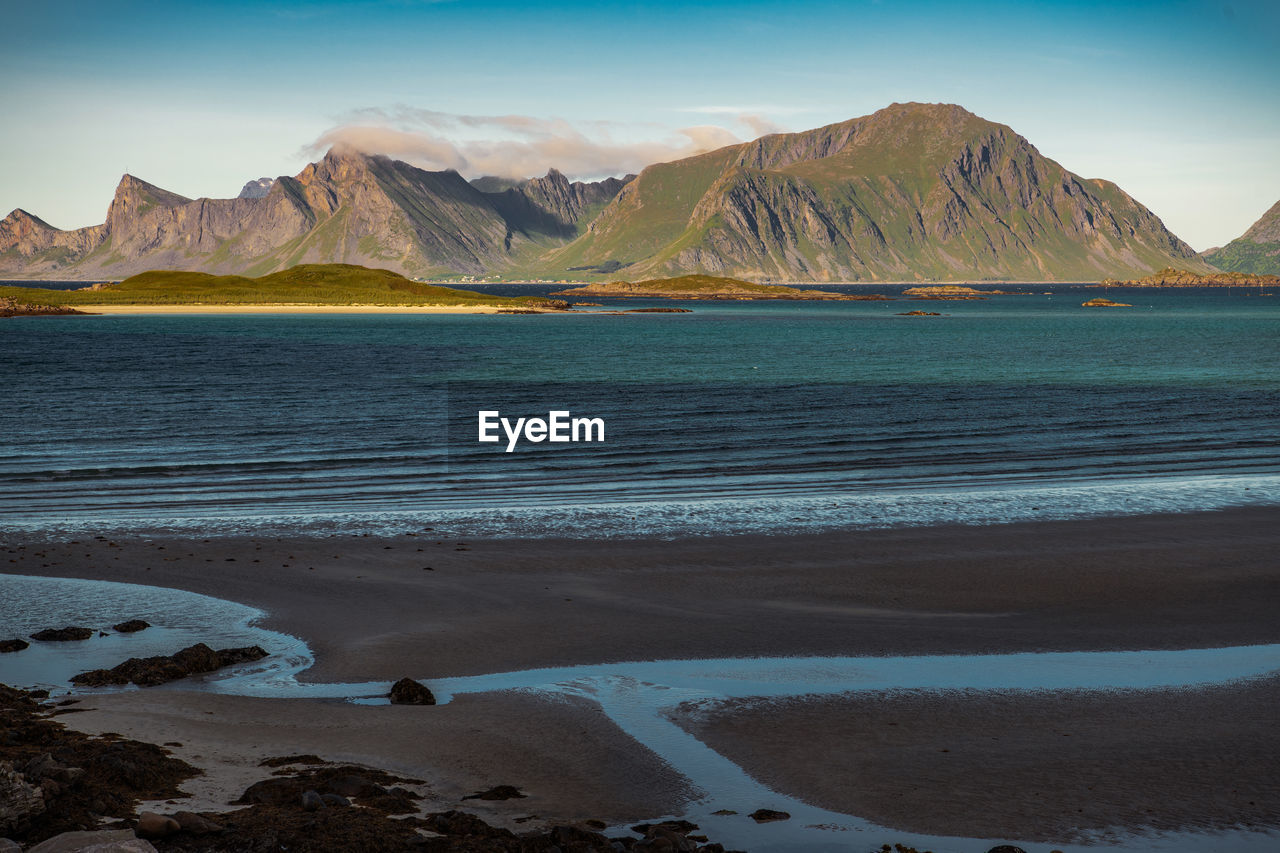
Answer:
[[1098, 267, 1280, 286], [0, 298, 86, 318], [0, 683, 741, 853]]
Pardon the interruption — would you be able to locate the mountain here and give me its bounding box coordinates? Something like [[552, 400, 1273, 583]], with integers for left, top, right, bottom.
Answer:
[[1202, 200, 1280, 275], [534, 103, 1212, 282], [0, 150, 631, 280], [478, 169, 635, 239], [238, 178, 275, 199], [1, 104, 1212, 281]]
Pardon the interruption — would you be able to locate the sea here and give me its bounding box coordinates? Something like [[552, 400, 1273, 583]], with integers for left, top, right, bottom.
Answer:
[[2, 282, 1278, 538]]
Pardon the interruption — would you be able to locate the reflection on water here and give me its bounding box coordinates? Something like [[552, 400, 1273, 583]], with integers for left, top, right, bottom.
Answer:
[[3, 574, 1278, 852]]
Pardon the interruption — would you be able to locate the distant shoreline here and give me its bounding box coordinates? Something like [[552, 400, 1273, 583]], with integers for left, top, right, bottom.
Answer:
[[71, 303, 532, 315]]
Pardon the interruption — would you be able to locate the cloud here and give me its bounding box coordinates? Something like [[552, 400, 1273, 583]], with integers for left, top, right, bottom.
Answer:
[[305, 107, 765, 180], [738, 114, 786, 137]]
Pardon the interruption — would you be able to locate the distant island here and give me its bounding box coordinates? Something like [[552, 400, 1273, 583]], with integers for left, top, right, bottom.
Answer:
[[1082, 297, 1132, 308], [0, 264, 570, 315], [1099, 267, 1280, 287], [902, 285, 1012, 300], [551, 275, 887, 300]]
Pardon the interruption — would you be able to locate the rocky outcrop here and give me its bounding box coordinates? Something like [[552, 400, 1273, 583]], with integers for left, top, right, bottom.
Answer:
[[0, 640, 28, 654], [111, 620, 150, 634], [25, 829, 158, 853], [30, 628, 93, 642], [70, 643, 267, 687], [0, 685, 197, 849], [0, 299, 86, 317], [0, 761, 45, 837], [387, 677, 435, 705], [1082, 297, 1132, 307], [1101, 266, 1280, 286]]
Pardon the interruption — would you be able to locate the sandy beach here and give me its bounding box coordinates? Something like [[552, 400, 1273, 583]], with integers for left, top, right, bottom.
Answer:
[[3, 506, 1279, 845]]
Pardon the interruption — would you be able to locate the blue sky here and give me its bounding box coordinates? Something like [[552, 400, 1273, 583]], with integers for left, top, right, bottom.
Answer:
[[2, 0, 1277, 249]]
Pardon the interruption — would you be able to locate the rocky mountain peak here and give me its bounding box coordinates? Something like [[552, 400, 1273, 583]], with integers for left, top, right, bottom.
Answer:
[[238, 177, 275, 199], [2, 208, 53, 230], [104, 174, 191, 231]]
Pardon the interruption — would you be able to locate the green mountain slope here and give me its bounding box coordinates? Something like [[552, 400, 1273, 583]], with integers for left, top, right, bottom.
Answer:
[[529, 103, 1211, 282], [1202, 200, 1280, 275]]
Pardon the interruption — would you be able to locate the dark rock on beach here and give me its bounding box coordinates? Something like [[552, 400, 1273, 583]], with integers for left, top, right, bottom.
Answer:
[[135, 811, 180, 839], [30, 627, 93, 642], [171, 811, 224, 835], [236, 765, 423, 816], [0, 684, 197, 848], [748, 808, 791, 823], [0, 640, 28, 654], [462, 784, 526, 801], [215, 646, 269, 668], [388, 677, 436, 705], [112, 620, 151, 633], [259, 754, 327, 768], [70, 644, 269, 688]]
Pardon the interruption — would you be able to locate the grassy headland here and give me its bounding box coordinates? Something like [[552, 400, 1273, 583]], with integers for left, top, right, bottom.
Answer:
[[0, 264, 570, 311]]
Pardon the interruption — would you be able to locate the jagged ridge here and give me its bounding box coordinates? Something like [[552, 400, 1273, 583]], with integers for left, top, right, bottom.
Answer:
[[0, 153, 631, 280]]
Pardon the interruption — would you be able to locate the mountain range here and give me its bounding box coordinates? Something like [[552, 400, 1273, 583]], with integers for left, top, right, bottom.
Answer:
[[0, 103, 1241, 282]]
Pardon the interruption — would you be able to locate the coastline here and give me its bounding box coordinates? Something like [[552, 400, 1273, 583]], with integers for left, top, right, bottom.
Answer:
[[3, 506, 1278, 845], [69, 303, 542, 315]]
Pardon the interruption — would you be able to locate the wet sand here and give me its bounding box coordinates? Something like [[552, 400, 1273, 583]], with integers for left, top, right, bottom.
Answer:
[[673, 678, 1280, 842], [2, 506, 1279, 840]]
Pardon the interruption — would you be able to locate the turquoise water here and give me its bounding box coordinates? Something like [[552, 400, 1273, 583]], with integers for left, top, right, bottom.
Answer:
[[1, 285, 1277, 535]]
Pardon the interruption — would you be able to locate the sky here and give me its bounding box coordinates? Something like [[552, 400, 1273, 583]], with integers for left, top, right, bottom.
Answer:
[[1, 0, 1277, 250]]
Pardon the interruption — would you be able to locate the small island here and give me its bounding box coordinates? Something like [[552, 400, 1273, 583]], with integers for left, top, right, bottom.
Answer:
[[0, 264, 571, 315], [552, 274, 888, 300], [1099, 267, 1280, 287], [1082, 297, 1132, 308], [902, 285, 1010, 300]]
